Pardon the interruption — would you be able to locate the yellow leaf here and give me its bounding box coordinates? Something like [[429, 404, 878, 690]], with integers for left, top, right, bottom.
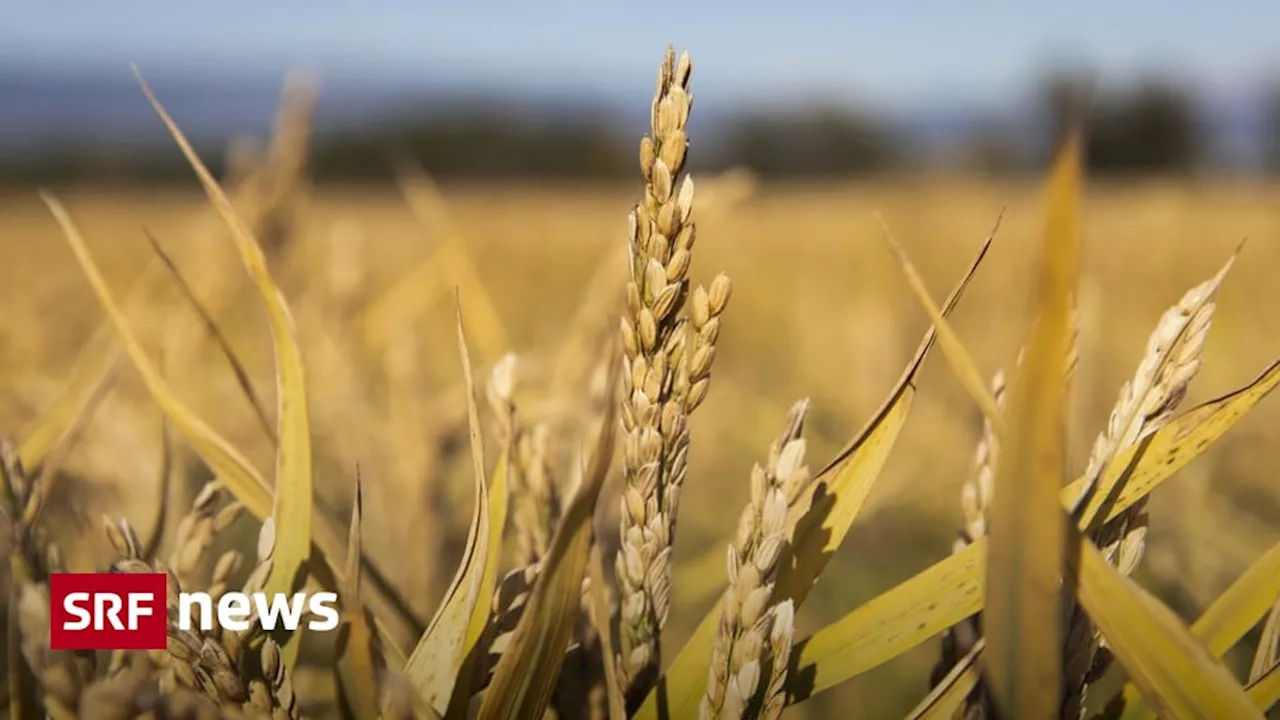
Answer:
[[40, 198, 410, 664], [444, 449, 510, 720], [587, 540, 627, 720], [404, 304, 505, 715], [477, 353, 618, 720], [1195, 541, 1280, 658], [906, 639, 985, 720], [134, 69, 313, 666], [1072, 521, 1261, 719], [336, 474, 381, 720], [985, 132, 1080, 719], [876, 212, 1007, 433], [17, 334, 122, 472], [16, 253, 174, 471], [785, 359, 1280, 705], [787, 534, 986, 703], [1245, 660, 1280, 712], [41, 195, 275, 519], [635, 238, 991, 720], [1107, 537, 1280, 718], [143, 228, 276, 443]]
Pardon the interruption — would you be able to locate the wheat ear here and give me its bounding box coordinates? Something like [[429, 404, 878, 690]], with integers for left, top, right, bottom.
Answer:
[[701, 400, 809, 719], [1060, 259, 1231, 718], [616, 46, 730, 697]]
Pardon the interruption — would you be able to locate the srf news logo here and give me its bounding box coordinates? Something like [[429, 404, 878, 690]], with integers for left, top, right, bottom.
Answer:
[[49, 573, 339, 651], [50, 574, 167, 650]]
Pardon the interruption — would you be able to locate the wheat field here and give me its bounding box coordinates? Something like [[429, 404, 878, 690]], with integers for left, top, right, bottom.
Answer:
[[3, 170, 1279, 717]]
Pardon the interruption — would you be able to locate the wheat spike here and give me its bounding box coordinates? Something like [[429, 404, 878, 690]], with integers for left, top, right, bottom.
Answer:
[[1060, 259, 1231, 718], [701, 400, 809, 719], [616, 46, 730, 699]]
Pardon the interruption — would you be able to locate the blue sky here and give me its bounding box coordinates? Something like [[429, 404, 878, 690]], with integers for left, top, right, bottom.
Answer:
[[3, 1, 1278, 109]]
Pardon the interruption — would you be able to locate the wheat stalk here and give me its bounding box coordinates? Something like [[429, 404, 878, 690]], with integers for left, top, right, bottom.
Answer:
[[615, 46, 731, 698], [701, 400, 809, 719]]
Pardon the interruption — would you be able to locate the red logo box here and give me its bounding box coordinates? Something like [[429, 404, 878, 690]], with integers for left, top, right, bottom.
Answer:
[[49, 573, 168, 651]]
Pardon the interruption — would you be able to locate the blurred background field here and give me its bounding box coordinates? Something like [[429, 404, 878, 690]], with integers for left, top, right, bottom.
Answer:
[[5, 176, 1280, 716], [5, 3, 1280, 717]]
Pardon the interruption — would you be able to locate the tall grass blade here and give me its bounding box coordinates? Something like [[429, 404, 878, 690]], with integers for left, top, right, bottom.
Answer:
[[445, 451, 510, 719], [44, 194, 418, 666], [404, 301, 505, 715], [142, 227, 276, 444], [18, 338, 122, 471], [134, 68, 314, 666], [42, 194, 274, 516], [876, 212, 1006, 432], [154, 224, 423, 639], [449, 295, 510, 663], [984, 133, 1080, 719], [336, 471, 381, 720]]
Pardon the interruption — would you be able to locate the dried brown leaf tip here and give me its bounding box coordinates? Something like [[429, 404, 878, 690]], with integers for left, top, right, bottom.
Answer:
[[702, 400, 808, 719], [617, 46, 731, 699]]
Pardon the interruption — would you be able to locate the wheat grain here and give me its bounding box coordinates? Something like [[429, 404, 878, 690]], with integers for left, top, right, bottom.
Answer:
[[170, 482, 243, 591], [256, 637, 299, 720], [758, 599, 795, 720]]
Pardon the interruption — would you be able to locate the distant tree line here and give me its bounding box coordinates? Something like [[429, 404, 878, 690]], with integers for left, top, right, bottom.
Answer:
[[7, 74, 1280, 184]]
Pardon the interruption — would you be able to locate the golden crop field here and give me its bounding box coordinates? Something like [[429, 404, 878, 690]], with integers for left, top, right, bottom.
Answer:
[[4, 163, 1280, 716]]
